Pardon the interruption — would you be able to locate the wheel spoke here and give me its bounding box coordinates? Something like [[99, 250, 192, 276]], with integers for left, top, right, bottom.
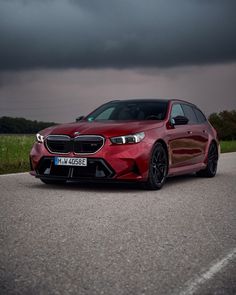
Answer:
[[152, 165, 161, 178], [210, 145, 217, 156], [208, 143, 218, 174], [147, 144, 168, 189], [152, 149, 167, 183]]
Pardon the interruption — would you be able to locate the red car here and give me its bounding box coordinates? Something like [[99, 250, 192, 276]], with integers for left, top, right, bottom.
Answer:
[[30, 99, 219, 189]]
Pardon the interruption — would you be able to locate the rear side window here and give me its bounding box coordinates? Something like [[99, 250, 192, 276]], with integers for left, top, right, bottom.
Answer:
[[181, 104, 198, 124], [193, 107, 207, 123]]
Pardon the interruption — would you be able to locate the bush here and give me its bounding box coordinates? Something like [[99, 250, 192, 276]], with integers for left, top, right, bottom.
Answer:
[[208, 110, 236, 140]]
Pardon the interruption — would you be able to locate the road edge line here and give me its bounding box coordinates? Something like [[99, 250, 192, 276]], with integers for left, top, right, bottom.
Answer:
[[179, 247, 236, 295], [0, 172, 29, 177]]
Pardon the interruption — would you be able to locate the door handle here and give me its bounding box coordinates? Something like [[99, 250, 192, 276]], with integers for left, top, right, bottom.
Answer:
[[203, 130, 207, 133], [187, 131, 193, 134]]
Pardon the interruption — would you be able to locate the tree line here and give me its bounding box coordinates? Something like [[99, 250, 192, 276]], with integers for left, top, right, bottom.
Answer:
[[0, 110, 236, 140], [0, 116, 56, 134], [208, 110, 236, 140]]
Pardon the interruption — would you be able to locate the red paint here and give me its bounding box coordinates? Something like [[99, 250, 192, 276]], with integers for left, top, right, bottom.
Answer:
[[29, 99, 219, 184]]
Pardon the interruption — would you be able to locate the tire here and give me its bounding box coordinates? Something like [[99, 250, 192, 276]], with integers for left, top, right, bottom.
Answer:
[[145, 143, 168, 190], [197, 142, 218, 177], [40, 179, 66, 185]]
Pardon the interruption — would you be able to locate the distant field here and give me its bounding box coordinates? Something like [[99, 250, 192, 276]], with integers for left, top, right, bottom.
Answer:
[[0, 135, 236, 174]]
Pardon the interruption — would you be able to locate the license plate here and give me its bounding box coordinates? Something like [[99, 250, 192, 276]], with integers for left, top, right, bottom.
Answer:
[[54, 157, 87, 167]]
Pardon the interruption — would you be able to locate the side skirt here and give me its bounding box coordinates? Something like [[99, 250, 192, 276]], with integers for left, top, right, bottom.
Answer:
[[168, 162, 206, 177]]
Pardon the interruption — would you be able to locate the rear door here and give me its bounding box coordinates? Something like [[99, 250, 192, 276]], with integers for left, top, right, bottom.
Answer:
[[192, 106, 209, 159], [168, 103, 196, 167], [181, 104, 208, 164]]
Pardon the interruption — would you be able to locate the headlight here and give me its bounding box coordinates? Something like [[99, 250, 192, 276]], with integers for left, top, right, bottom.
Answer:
[[110, 132, 145, 145], [36, 133, 44, 143]]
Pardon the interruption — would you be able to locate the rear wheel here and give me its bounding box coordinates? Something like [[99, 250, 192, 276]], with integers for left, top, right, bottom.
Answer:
[[145, 143, 168, 190], [197, 142, 218, 177], [40, 179, 66, 185]]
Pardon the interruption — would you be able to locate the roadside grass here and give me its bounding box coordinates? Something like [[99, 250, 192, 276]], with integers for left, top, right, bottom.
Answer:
[[220, 140, 236, 153], [0, 135, 35, 174], [0, 135, 236, 175]]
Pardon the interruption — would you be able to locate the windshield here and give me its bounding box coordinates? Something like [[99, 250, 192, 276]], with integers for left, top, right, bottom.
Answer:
[[86, 100, 168, 122]]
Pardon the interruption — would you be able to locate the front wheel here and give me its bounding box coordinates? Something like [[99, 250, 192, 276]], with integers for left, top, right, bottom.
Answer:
[[145, 143, 168, 190], [197, 142, 218, 177]]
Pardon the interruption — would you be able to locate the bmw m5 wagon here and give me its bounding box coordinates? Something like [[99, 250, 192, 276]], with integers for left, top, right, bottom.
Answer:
[[30, 99, 219, 189]]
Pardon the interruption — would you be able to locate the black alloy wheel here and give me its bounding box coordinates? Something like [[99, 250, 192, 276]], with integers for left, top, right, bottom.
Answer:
[[197, 142, 218, 177], [145, 143, 168, 190]]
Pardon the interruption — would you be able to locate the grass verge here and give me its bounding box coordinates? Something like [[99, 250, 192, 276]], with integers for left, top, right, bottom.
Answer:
[[220, 140, 236, 153], [0, 135, 236, 175], [0, 135, 35, 174]]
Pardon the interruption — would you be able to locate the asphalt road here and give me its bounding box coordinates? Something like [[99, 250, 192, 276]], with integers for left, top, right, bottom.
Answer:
[[0, 153, 236, 295]]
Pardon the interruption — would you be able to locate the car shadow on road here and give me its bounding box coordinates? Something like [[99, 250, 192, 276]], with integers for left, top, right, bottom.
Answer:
[[30, 173, 203, 193], [31, 181, 142, 192], [165, 173, 198, 187]]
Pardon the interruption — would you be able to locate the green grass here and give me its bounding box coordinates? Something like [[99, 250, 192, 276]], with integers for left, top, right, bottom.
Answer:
[[0, 135, 236, 175], [0, 135, 35, 174], [220, 140, 236, 153]]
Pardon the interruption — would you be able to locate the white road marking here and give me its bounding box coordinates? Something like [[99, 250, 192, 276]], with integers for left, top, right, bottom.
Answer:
[[179, 247, 236, 295], [0, 172, 28, 177]]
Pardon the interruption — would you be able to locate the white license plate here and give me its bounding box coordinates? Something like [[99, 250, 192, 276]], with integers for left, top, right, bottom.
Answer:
[[54, 157, 87, 167]]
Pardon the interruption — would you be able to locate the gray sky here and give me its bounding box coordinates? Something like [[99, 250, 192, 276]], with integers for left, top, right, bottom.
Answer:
[[0, 0, 236, 122]]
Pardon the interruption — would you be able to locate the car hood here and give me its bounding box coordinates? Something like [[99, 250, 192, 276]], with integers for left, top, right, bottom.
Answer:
[[40, 120, 164, 138]]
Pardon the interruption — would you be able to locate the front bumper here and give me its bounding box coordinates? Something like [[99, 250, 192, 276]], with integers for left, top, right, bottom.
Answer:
[[32, 156, 114, 181], [30, 138, 151, 182]]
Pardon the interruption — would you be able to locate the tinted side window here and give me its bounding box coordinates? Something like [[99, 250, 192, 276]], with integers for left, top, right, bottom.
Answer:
[[171, 104, 184, 118], [194, 107, 207, 123], [181, 104, 198, 124]]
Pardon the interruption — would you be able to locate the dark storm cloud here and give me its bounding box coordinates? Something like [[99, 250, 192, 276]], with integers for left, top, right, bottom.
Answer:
[[0, 0, 236, 70]]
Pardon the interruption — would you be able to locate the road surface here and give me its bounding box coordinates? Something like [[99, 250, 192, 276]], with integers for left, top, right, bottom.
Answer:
[[0, 152, 236, 294]]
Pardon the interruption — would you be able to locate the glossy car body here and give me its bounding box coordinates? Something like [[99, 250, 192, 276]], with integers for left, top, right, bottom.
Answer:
[[30, 99, 219, 189]]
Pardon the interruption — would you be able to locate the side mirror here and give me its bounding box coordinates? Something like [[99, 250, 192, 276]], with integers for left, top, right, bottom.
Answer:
[[76, 116, 84, 122], [171, 115, 189, 125]]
